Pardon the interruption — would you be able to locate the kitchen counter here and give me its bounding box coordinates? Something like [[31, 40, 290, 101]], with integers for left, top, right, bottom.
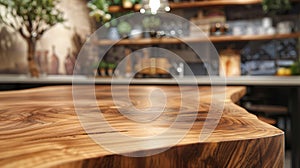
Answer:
[[1, 74, 300, 86], [0, 85, 283, 167]]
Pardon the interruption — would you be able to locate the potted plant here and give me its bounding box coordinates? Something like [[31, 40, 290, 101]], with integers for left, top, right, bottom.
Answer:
[[291, 60, 300, 75], [262, 0, 291, 15], [142, 16, 161, 38], [107, 62, 117, 76], [0, 0, 65, 77], [98, 61, 108, 77], [88, 0, 122, 40], [117, 21, 132, 38]]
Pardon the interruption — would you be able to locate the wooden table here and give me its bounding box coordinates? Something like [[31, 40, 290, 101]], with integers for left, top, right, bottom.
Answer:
[[0, 85, 284, 168]]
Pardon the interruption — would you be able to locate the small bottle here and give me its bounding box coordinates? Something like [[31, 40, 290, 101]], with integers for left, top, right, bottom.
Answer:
[[35, 50, 42, 71], [39, 50, 49, 76], [49, 45, 59, 75], [215, 23, 222, 36], [64, 48, 75, 75], [125, 48, 132, 77]]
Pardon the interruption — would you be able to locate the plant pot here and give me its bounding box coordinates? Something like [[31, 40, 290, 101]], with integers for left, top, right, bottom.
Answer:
[[100, 68, 107, 77], [108, 68, 114, 76]]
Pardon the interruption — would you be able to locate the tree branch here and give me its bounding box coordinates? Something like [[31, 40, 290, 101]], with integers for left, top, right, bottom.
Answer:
[[0, 13, 17, 30], [36, 27, 50, 40], [35, 19, 44, 35], [11, 10, 22, 30], [19, 27, 29, 40], [28, 19, 33, 35]]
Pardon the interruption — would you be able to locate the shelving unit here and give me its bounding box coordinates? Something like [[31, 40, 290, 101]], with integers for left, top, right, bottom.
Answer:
[[98, 0, 300, 82], [103, 0, 300, 46], [94, 32, 300, 46]]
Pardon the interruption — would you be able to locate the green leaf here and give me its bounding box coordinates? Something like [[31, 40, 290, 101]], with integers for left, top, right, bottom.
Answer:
[[107, 63, 116, 69], [291, 61, 300, 75], [99, 61, 108, 68], [262, 0, 291, 14]]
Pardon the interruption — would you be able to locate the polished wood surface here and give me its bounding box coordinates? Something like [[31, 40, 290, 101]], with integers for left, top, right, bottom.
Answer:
[[94, 33, 300, 46], [0, 85, 283, 168]]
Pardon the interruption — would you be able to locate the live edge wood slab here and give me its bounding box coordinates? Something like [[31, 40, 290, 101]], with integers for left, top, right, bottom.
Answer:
[[0, 85, 283, 168]]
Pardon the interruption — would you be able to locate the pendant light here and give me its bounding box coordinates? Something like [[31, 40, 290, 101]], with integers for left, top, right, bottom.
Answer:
[[139, 0, 170, 14]]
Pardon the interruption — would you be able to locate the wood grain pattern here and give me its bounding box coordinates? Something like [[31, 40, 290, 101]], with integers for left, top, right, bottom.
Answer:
[[0, 85, 284, 168]]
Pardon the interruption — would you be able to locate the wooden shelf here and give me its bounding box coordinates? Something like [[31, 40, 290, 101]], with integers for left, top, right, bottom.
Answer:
[[94, 32, 300, 46], [108, 5, 141, 13], [108, 0, 300, 12], [169, 0, 261, 9], [108, 0, 262, 13], [209, 32, 300, 42]]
